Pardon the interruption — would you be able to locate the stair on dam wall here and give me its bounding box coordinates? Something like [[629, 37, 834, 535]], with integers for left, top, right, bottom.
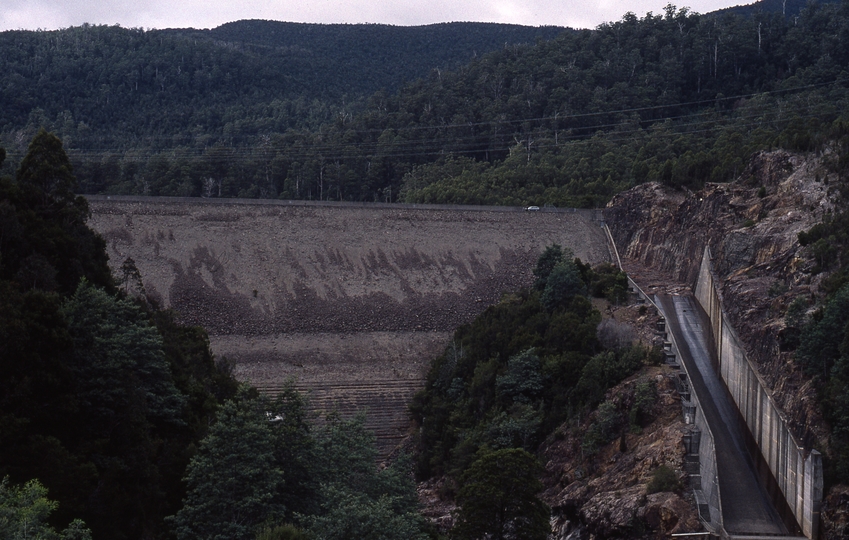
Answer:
[[258, 378, 425, 456]]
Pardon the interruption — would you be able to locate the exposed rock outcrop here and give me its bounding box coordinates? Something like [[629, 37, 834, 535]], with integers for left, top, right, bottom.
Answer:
[[605, 148, 846, 537], [416, 299, 703, 539], [606, 150, 837, 448], [541, 366, 701, 539]]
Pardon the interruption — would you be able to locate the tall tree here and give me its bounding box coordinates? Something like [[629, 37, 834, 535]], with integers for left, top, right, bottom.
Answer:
[[0, 133, 239, 539], [169, 391, 285, 540], [2, 131, 112, 294], [306, 414, 427, 540], [452, 448, 550, 540], [0, 477, 92, 540]]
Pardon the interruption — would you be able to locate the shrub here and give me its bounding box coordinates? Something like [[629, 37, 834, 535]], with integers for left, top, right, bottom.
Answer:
[[582, 401, 621, 456], [256, 524, 310, 540], [646, 345, 665, 366], [646, 465, 681, 494], [629, 379, 657, 432], [768, 280, 788, 297], [597, 318, 636, 350]]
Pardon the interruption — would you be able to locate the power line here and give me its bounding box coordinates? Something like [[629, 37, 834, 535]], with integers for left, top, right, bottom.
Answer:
[[2, 77, 846, 166], [34, 97, 842, 164]]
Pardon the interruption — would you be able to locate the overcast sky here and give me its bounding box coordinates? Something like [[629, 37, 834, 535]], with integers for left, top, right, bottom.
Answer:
[[1, 1, 749, 32]]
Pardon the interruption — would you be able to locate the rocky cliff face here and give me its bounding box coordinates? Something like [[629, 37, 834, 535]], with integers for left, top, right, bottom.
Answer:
[[605, 150, 834, 287], [605, 149, 847, 538], [541, 366, 701, 539]]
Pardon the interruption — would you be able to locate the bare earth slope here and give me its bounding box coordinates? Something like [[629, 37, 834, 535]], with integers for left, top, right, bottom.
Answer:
[[87, 197, 610, 451]]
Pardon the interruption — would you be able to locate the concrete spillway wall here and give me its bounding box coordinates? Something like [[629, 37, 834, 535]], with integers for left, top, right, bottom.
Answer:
[[694, 246, 822, 539], [673, 335, 723, 534], [609, 230, 723, 533]]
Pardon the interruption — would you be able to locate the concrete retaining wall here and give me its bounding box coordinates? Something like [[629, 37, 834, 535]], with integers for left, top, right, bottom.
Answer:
[[679, 351, 724, 533], [657, 300, 723, 534], [693, 398, 722, 533], [694, 246, 822, 539]]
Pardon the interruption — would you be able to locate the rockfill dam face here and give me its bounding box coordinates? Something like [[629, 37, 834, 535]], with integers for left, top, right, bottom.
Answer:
[[87, 196, 611, 452]]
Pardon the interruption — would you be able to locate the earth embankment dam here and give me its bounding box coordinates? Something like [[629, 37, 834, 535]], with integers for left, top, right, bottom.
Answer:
[[87, 196, 611, 452]]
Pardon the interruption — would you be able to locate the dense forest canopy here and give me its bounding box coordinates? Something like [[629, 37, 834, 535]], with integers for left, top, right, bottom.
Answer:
[[0, 21, 564, 152], [0, 130, 239, 538], [0, 2, 847, 205], [171, 21, 567, 98], [717, 0, 840, 17]]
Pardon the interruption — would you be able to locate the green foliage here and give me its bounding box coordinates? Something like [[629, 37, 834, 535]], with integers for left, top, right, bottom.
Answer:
[[798, 211, 849, 274], [781, 296, 809, 350], [16, 130, 83, 221], [1, 130, 427, 539], [785, 297, 808, 328], [792, 144, 849, 483], [572, 347, 646, 408], [412, 246, 647, 480], [119, 257, 145, 296], [305, 415, 427, 540], [0, 132, 112, 294], [796, 284, 849, 482], [170, 390, 285, 540], [0, 132, 239, 539], [255, 524, 310, 540], [541, 259, 587, 311], [581, 401, 622, 456], [166, 386, 427, 540], [630, 379, 658, 432], [797, 285, 849, 379], [533, 244, 566, 291], [646, 465, 681, 494], [62, 280, 186, 424], [0, 477, 92, 540], [583, 262, 629, 304], [306, 486, 427, 540], [452, 448, 549, 540], [484, 404, 544, 451], [4, 4, 849, 205], [0, 476, 59, 539], [768, 279, 789, 297], [496, 349, 544, 404]]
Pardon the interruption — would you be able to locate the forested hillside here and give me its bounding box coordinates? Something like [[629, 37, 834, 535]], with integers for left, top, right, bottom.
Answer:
[[0, 21, 563, 171], [4, 3, 849, 537], [2, 3, 848, 205], [717, 0, 840, 17], [170, 21, 566, 98]]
